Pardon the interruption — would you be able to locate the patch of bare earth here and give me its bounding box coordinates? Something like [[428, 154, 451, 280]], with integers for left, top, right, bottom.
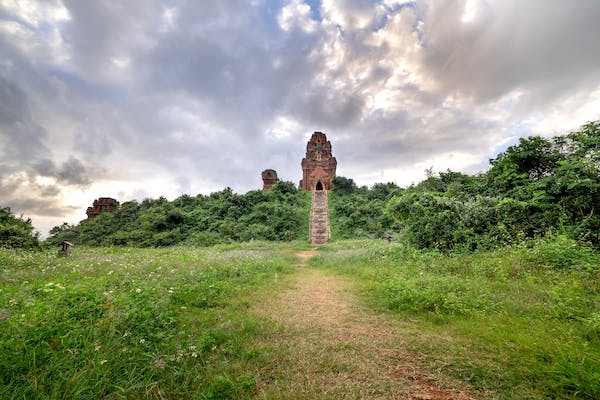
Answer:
[[253, 252, 478, 399]]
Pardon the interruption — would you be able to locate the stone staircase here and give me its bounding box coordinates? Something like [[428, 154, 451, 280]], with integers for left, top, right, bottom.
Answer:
[[310, 190, 330, 245]]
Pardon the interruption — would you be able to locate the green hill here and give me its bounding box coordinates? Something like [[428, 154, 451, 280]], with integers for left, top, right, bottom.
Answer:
[[47, 181, 310, 247], [42, 120, 600, 250]]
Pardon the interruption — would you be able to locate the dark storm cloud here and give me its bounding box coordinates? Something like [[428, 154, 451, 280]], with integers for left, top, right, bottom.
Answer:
[[0, 75, 49, 162], [334, 109, 502, 175], [137, 2, 323, 137], [286, 86, 367, 129], [56, 157, 91, 186], [60, 0, 163, 81], [32, 159, 57, 177], [73, 123, 113, 157], [3, 197, 79, 218]]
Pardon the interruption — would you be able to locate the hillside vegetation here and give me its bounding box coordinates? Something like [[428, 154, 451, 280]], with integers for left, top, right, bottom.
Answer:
[[0, 208, 40, 250], [41, 121, 599, 252], [47, 182, 310, 247], [330, 121, 600, 251]]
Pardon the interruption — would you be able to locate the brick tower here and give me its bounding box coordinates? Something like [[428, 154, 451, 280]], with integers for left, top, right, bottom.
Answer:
[[261, 169, 278, 190], [301, 132, 337, 191], [85, 197, 119, 220]]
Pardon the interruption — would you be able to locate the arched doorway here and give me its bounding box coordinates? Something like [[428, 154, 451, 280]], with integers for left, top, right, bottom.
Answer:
[[315, 181, 324, 191]]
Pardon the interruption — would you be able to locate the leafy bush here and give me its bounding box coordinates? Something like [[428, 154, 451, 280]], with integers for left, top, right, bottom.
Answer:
[[0, 207, 40, 249], [330, 121, 600, 251]]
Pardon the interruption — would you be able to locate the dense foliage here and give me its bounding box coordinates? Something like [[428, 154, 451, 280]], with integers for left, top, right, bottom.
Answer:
[[0, 207, 40, 249], [328, 177, 400, 239], [331, 121, 600, 251], [48, 182, 310, 247], [48, 121, 599, 250]]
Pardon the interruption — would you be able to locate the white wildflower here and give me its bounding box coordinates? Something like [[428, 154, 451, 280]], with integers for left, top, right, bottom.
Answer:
[[8, 299, 17, 306], [135, 288, 142, 293], [139, 338, 146, 344], [100, 359, 108, 365]]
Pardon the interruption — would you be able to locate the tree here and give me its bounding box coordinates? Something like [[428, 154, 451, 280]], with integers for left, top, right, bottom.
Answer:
[[332, 176, 357, 195], [0, 207, 40, 249]]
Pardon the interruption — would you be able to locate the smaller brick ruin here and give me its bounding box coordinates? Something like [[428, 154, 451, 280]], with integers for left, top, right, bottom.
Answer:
[[261, 169, 279, 190], [85, 197, 119, 221]]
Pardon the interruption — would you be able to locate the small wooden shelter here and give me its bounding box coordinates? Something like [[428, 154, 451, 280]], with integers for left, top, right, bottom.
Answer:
[[58, 241, 74, 256]]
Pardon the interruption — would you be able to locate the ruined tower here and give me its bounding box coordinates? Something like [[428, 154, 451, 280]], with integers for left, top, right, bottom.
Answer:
[[261, 169, 278, 190], [301, 132, 337, 191], [85, 197, 119, 221]]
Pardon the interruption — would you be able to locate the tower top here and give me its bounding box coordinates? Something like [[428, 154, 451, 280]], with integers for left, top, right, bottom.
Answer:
[[261, 169, 278, 190], [300, 132, 337, 191]]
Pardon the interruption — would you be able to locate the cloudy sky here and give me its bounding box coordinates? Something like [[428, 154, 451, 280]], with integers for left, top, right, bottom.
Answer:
[[1, 0, 600, 236]]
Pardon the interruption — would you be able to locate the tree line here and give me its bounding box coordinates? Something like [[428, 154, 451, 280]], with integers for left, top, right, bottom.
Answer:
[[1, 121, 598, 251], [330, 121, 599, 251], [46, 181, 310, 247]]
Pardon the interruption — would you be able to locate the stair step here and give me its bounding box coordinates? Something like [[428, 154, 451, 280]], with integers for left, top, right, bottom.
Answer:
[[309, 190, 330, 245]]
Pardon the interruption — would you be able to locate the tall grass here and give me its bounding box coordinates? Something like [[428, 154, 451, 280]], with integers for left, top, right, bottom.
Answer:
[[313, 236, 600, 399], [0, 242, 301, 399]]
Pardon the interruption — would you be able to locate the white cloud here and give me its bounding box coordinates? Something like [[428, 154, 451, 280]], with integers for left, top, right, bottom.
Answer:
[[321, 0, 376, 30], [278, 0, 317, 33], [0, 0, 70, 27]]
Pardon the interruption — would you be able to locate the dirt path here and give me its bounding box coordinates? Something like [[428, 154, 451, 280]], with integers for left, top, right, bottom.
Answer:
[[253, 252, 477, 399]]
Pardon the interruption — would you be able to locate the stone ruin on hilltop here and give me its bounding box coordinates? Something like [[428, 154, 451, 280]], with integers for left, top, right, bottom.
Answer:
[[301, 131, 337, 191], [261, 131, 337, 192], [83, 197, 119, 221], [261, 169, 279, 190]]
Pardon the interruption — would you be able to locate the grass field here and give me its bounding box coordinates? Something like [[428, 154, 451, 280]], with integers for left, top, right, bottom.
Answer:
[[1, 237, 599, 399], [0, 242, 306, 399], [313, 237, 600, 399]]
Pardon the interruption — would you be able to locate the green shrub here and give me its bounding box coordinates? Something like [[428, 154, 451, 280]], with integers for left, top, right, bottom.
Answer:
[[0, 207, 40, 249]]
